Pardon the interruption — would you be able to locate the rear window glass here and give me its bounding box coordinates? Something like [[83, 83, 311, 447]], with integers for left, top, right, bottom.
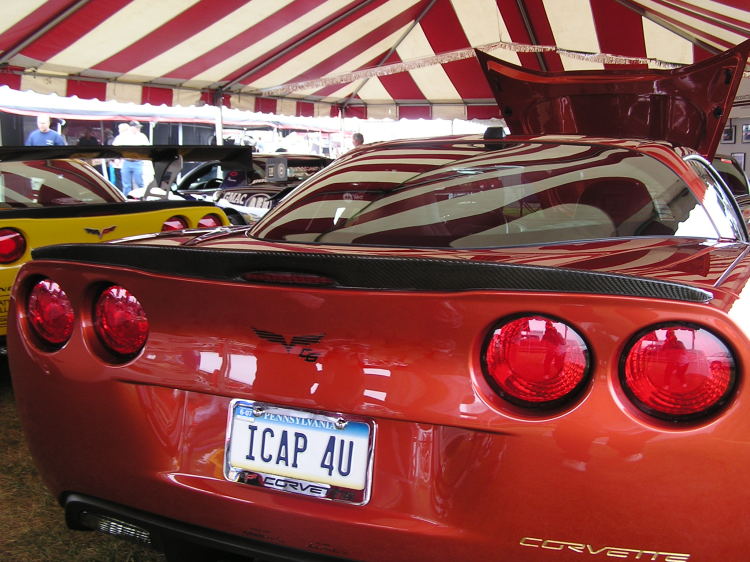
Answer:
[[0, 160, 122, 207], [252, 141, 719, 248]]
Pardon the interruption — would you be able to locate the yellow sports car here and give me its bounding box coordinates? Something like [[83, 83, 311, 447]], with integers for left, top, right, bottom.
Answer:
[[0, 147, 235, 345]]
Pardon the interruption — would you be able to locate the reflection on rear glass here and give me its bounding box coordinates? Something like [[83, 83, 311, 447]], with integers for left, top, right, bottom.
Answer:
[[0, 160, 121, 207], [255, 141, 719, 248]]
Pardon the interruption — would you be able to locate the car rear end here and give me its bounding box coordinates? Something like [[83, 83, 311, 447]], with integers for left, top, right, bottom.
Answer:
[[8, 239, 750, 561], [9, 134, 750, 560], [0, 158, 229, 341]]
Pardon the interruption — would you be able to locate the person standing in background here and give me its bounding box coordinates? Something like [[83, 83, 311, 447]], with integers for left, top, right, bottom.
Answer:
[[77, 128, 99, 146], [112, 121, 150, 196], [25, 114, 66, 146], [109, 123, 129, 191]]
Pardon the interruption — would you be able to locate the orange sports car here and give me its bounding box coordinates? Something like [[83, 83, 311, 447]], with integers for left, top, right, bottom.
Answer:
[[8, 41, 750, 561]]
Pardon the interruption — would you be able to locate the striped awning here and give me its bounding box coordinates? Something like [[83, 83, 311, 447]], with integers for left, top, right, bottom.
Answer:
[[1, 0, 749, 120]]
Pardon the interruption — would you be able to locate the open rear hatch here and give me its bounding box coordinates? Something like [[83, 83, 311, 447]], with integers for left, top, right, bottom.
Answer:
[[476, 39, 750, 159]]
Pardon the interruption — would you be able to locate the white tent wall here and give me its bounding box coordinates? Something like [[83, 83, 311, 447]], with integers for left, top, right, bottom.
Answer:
[[0, 85, 494, 154]]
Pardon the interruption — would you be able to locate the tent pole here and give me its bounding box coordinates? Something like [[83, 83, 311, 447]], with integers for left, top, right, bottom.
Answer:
[[215, 106, 224, 145], [213, 90, 224, 145]]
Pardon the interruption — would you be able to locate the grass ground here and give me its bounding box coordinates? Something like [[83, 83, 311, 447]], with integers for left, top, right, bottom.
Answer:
[[0, 360, 165, 561]]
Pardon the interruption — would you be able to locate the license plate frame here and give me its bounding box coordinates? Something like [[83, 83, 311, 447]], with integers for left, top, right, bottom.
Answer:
[[224, 400, 375, 505]]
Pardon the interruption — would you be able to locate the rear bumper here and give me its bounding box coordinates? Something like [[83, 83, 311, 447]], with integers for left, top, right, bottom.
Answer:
[[64, 493, 344, 562], [20, 381, 727, 562]]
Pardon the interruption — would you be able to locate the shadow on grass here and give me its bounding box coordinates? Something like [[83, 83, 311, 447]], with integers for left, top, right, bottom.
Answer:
[[0, 358, 165, 561]]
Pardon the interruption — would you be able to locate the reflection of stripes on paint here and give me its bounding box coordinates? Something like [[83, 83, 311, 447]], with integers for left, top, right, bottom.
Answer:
[[0, 161, 122, 206], [159, 232, 742, 290]]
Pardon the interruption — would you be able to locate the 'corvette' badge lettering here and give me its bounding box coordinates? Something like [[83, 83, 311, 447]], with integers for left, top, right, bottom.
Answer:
[[84, 226, 117, 239], [253, 328, 324, 362], [520, 537, 690, 561]]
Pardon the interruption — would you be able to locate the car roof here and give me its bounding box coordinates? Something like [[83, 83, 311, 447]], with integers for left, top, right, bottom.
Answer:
[[352, 133, 685, 153]]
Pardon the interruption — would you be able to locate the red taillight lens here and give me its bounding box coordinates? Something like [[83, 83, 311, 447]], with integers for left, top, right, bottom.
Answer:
[[0, 228, 26, 263], [197, 213, 223, 228], [27, 279, 74, 346], [622, 324, 735, 420], [483, 315, 590, 408], [161, 215, 189, 231], [94, 285, 149, 357]]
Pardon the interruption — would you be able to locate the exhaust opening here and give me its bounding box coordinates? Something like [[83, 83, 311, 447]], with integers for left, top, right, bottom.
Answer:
[[78, 511, 152, 545]]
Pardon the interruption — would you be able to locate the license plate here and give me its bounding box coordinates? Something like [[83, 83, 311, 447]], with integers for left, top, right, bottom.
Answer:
[[224, 400, 374, 505]]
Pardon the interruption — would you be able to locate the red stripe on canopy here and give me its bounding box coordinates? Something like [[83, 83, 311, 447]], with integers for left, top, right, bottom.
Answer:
[[93, 1, 246, 74], [517, 0, 564, 72], [20, 0, 130, 61], [233, 1, 420, 88], [419, 0, 494, 100], [296, 102, 315, 117], [0, 66, 23, 89], [255, 97, 278, 114], [467, 105, 501, 120], [591, 1, 648, 70], [67, 79, 106, 100], [399, 106, 431, 119], [142, 86, 173, 106], [166, 0, 334, 82], [495, 0, 547, 71], [376, 52, 427, 102]]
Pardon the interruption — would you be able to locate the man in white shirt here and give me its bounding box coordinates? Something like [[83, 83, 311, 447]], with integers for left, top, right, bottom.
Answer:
[[112, 121, 150, 196]]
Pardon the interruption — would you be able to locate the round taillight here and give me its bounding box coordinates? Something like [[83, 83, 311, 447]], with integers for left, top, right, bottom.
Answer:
[[621, 324, 735, 420], [197, 213, 223, 228], [483, 315, 590, 408], [0, 228, 26, 264], [94, 285, 149, 357], [27, 279, 74, 346], [161, 215, 189, 231]]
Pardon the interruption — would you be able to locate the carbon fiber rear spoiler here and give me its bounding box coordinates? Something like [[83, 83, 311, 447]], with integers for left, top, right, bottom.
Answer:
[[32, 244, 714, 303]]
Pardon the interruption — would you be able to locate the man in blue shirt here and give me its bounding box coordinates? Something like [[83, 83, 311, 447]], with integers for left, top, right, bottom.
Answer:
[[25, 114, 66, 146]]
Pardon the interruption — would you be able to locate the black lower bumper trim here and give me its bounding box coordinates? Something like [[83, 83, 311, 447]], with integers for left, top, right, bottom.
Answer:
[[63, 493, 349, 562]]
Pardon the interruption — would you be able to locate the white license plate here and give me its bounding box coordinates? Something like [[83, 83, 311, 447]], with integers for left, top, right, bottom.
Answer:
[[224, 400, 374, 504]]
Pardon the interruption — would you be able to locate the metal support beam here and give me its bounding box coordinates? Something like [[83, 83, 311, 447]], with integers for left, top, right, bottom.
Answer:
[[515, 0, 548, 72]]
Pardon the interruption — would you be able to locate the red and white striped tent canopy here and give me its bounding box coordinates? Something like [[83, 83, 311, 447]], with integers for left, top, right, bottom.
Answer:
[[1, 0, 749, 120]]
